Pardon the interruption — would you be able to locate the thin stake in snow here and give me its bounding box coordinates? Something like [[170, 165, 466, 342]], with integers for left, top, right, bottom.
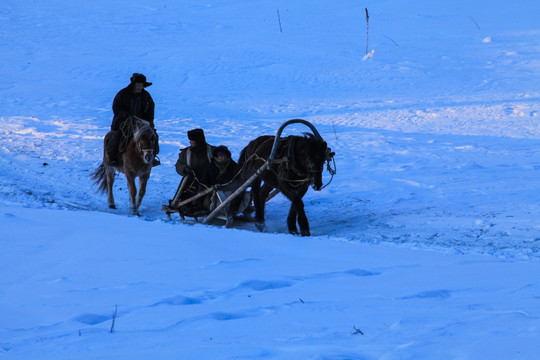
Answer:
[[365, 8, 369, 55], [331, 118, 338, 141], [469, 16, 480, 30], [110, 305, 118, 333], [277, 9, 283, 33]]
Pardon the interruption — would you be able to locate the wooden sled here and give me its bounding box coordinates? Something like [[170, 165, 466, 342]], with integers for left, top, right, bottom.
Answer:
[[162, 119, 333, 227]]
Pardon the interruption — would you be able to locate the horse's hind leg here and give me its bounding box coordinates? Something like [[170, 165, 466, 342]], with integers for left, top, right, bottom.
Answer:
[[296, 187, 310, 236], [251, 178, 265, 231], [105, 166, 116, 209]]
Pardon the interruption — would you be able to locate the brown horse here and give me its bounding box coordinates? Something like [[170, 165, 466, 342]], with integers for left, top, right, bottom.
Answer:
[[92, 116, 157, 215], [237, 133, 333, 236]]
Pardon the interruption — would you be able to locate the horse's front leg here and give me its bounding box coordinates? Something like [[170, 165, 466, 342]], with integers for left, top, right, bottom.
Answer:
[[286, 205, 299, 235], [283, 186, 310, 236], [136, 173, 150, 211], [126, 175, 139, 215], [106, 166, 116, 209]]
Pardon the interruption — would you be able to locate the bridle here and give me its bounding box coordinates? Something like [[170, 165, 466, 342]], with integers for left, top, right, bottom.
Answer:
[[134, 127, 156, 161], [320, 148, 336, 190], [282, 136, 336, 190], [306, 146, 336, 190]]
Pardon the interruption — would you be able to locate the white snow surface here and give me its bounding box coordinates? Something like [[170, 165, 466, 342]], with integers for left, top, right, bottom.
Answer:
[[1, 0, 540, 359]]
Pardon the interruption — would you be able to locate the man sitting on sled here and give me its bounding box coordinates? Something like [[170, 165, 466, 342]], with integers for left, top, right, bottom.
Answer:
[[173, 128, 215, 216], [206, 145, 252, 227], [166, 130, 251, 225], [209, 145, 237, 186]]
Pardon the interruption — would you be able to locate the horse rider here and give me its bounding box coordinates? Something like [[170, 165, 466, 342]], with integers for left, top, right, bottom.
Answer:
[[106, 73, 160, 166]]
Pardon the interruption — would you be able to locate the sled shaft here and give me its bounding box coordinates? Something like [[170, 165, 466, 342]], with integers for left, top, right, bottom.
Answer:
[[203, 161, 268, 224]]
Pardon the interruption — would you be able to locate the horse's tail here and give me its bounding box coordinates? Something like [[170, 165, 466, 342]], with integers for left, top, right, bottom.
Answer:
[[236, 147, 247, 169], [235, 141, 257, 178], [90, 163, 108, 194]]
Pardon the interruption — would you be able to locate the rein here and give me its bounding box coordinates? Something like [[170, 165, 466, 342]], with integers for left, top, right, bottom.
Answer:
[[118, 118, 135, 153], [320, 154, 336, 190]]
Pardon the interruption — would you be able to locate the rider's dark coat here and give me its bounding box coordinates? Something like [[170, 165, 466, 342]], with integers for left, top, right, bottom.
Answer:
[[111, 84, 155, 130]]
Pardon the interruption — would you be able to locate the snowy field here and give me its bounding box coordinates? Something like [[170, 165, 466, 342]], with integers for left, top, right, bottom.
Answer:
[[1, 0, 540, 358]]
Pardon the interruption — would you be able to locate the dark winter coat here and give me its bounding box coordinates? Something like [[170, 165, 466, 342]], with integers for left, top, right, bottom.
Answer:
[[209, 146, 237, 185], [175, 144, 215, 186], [111, 84, 155, 130]]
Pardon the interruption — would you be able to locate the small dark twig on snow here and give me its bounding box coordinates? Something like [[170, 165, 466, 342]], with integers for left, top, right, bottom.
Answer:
[[277, 9, 283, 33], [352, 326, 364, 335], [110, 305, 118, 333], [384, 35, 400, 48], [469, 16, 480, 30]]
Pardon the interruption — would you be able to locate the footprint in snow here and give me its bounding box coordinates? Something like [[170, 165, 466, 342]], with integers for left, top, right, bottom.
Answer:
[[401, 289, 452, 300], [237, 279, 294, 291], [346, 268, 380, 277], [73, 313, 111, 325], [210, 311, 259, 321], [151, 295, 204, 306], [203, 258, 262, 268], [295, 268, 380, 281]]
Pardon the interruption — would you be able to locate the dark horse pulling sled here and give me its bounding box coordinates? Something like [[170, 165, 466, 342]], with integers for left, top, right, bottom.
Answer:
[[162, 119, 336, 236]]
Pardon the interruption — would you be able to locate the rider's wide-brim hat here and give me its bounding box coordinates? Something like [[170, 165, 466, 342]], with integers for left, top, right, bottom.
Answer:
[[130, 73, 152, 87]]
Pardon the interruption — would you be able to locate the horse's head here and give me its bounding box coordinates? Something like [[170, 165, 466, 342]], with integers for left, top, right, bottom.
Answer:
[[133, 118, 156, 165], [304, 135, 330, 191]]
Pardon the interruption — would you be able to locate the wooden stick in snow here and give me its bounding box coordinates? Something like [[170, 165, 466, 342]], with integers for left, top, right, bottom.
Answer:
[[365, 8, 370, 55]]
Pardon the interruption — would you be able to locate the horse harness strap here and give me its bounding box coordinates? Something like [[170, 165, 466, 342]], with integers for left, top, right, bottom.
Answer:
[[286, 136, 307, 177], [267, 137, 311, 186]]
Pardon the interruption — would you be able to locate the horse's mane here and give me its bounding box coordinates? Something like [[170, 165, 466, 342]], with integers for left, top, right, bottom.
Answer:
[[300, 132, 325, 145], [133, 121, 154, 142]]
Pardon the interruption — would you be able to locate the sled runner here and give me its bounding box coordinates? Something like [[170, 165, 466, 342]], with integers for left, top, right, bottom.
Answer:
[[162, 177, 252, 226]]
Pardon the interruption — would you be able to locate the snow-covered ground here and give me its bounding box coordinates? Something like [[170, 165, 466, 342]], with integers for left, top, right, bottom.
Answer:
[[1, 0, 540, 358]]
